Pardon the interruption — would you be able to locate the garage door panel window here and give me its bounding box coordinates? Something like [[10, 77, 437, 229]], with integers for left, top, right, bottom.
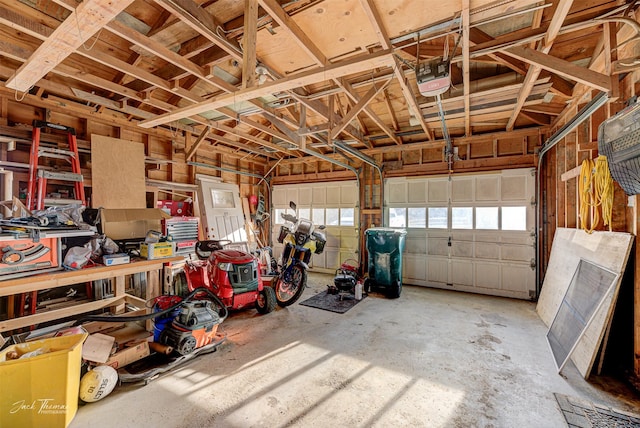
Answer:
[[326, 208, 340, 226], [298, 208, 311, 220], [389, 207, 406, 227], [275, 208, 287, 224], [452, 207, 473, 229], [340, 208, 355, 226], [312, 208, 325, 225], [428, 207, 448, 229], [476, 207, 499, 230], [502, 206, 527, 230], [408, 207, 426, 228]]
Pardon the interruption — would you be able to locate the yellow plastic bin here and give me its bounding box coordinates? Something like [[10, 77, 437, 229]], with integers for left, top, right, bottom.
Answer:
[[0, 333, 88, 428]]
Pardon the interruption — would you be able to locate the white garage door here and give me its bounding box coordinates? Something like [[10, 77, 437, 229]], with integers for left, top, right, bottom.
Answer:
[[386, 169, 536, 300], [272, 181, 359, 274]]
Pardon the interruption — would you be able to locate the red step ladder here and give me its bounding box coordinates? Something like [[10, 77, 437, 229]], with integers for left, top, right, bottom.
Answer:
[[26, 121, 86, 211]]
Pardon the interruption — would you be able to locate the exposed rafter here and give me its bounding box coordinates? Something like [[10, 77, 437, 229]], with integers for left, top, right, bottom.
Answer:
[[504, 0, 574, 131], [241, 0, 258, 89], [152, 0, 243, 62], [358, 0, 432, 140], [139, 50, 394, 128], [6, 0, 135, 92]]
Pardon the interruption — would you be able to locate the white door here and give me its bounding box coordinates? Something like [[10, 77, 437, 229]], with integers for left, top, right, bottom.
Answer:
[[272, 181, 359, 274], [196, 175, 247, 242], [386, 169, 536, 300]]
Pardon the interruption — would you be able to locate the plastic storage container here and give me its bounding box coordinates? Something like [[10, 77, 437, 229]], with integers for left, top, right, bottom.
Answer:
[[0, 333, 88, 428], [364, 227, 407, 298]]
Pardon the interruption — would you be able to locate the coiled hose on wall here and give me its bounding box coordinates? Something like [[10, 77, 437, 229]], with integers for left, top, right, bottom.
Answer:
[[579, 155, 614, 233]]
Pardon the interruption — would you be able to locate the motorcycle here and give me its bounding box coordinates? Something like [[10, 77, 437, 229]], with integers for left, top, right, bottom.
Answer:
[[274, 202, 326, 306]]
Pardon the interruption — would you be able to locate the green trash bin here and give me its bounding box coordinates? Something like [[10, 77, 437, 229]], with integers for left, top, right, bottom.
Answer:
[[364, 227, 407, 298]]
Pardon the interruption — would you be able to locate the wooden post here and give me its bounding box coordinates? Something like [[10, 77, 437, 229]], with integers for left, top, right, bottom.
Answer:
[[146, 269, 161, 332], [112, 275, 126, 314]]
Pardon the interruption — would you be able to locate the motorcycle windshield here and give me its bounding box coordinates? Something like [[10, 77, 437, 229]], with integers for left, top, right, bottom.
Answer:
[[295, 219, 313, 235]]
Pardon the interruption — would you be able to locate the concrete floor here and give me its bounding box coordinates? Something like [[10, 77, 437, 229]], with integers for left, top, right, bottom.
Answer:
[[71, 272, 640, 428]]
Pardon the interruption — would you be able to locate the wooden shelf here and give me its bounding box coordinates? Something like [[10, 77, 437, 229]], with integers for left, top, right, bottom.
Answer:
[[0, 257, 181, 297], [0, 257, 182, 333]]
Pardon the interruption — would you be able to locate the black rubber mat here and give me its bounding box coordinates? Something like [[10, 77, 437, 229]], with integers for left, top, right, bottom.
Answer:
[[555, 393, 640, 427], [299, 291, 366, 313]]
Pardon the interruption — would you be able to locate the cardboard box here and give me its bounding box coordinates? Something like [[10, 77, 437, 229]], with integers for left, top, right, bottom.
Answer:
[[100, 341, 149, 369], [102, 253, 130, 266], [140, 242, 175, 259], [0, 333, 87, 428], [99, 208, 170, 240], [106, 324, 152, 347]]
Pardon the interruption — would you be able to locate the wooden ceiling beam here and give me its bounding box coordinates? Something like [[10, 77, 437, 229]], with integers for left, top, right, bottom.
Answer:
[[51, 0, 79, 10], [139, 49, 394, 128], [504, 0, 575, 131], [106, 20, 196, 77], [393, 57, 433, 140], [106, 20, 234, 94], [288, 94, 364, 143], [469, 28, 528, 75], [520, 111, 551, 126], [0, 12, 231, 131], [501, 46, 611, 92], [358, 0, 432, 140], [213, 122, 296, 156], [330, 78, 391, 141], [5, 0, 135, 92], [258, 0, 327, 65], [453, 3, 631, 64], [241, 0, 258, 89], [257, 0, 373, 146], [218, 107, 297, 145], [152, 0, 242, 62], [185, 126, 210, 160], [207, 132, 283, 160], [340, 79, 398, 145]]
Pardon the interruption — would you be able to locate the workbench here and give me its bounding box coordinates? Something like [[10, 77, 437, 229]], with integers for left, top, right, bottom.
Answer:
[[0, 257, 183, 333]]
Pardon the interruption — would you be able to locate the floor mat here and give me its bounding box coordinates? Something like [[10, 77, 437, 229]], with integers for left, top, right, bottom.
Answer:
[[299, 291, 366, 313], [555, 393, 640, 427]]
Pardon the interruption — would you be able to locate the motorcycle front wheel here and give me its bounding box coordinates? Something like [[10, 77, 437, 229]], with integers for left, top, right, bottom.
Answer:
[[275, 264, 307, 307]]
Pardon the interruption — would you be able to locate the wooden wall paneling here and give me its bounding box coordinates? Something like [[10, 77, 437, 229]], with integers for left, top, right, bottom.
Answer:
[[577, 112, 589, 145], [0, 96, 7, 125], [565, 132, 577, 229], [6, 100, 43, 125], [91, 134, 146, 209], [471, 140, 493, 159], [53, 114, 84, 137], [577, 149, 590, 165], [611, 184, 628, 232], [88, 121, 119, 139], [589, 104, 607, 144], [556, 137, 566, 228]]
